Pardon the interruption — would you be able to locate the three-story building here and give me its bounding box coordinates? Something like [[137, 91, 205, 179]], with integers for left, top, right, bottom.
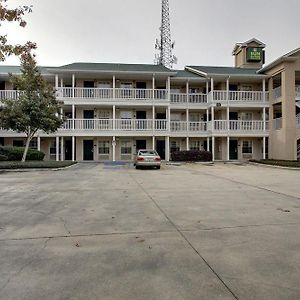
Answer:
[[1, 38, 299, 162]]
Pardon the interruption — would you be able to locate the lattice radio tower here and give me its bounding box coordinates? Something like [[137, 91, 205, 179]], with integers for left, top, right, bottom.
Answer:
[[155, 0, 177, 69]]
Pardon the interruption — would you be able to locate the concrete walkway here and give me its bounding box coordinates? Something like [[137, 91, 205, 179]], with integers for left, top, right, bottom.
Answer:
[[0, 163, 299, 299]]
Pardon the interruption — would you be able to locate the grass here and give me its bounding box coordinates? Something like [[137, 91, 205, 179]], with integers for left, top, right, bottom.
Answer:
[[250, 159, 300, 168], [0, 161, 77, 169]]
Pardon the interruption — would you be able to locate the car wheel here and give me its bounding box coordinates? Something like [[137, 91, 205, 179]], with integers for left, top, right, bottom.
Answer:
[[157, 166, 161, 170], [135, 165, 140, 169]]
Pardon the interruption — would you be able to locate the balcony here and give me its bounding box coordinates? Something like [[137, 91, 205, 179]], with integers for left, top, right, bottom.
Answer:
[[170, 121, 207, 133], [211, 90, 269, 104], [296, 114, 300, 129], [296, 86, 300, 100], [61, 119, 168, 132], [56, 87, 168, 102], [273, 86, 282, 99], [214, 120, 268, 134], [170, 93, 207, 105]]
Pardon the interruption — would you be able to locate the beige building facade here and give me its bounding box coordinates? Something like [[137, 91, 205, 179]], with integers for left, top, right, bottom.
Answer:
[[0, 38, 299, 162]]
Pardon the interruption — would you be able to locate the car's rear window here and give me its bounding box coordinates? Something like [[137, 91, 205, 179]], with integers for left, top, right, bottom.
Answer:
[[138, 150, 158, 156]]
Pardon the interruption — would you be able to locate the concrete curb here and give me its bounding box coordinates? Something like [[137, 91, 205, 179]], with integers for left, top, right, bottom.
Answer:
[[0, 163, 78, 173], [247, 161, 300, 171]]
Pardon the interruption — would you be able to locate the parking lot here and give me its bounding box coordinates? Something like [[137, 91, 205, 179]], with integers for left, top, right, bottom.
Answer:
[[0, 162, 300, 300]]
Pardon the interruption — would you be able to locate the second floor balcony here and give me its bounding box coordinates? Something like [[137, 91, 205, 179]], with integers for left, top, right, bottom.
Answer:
[[210, 90, 269, 104]]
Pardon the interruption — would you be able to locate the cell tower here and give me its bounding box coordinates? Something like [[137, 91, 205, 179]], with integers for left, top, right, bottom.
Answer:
[[155, 0, 177, 69]]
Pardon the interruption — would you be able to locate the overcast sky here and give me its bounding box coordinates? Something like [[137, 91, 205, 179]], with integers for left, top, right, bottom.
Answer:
[[1, 0, 300, 69]]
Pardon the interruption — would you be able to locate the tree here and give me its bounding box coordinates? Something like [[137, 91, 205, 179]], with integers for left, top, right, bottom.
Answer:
[[0, 52, 64, 162], [0, 0, 36, 60]]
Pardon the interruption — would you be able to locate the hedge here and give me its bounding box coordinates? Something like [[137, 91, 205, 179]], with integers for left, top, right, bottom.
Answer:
[[0, 146, 45, 161], [0, 154, 8, 161], [171, 150, 212, 162], [0, 161, 77, 169]]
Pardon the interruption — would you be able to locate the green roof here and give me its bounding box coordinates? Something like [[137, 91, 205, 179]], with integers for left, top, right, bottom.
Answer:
[[186, 66, 264, 76], [0, 65, 54, 75], [173, 70, 204, 79], [56, 63, 174, 73]]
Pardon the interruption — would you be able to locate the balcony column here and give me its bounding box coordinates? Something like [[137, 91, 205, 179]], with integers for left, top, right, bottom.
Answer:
[[60, 78, 64, 88], [112, 137, 116, 162], [113, 105, 116, 130], [152, 105, 155, 135], [72, 74, 75, 98], [60, 136, 64, 161], [152, 75, 155, 99], [72, 104, 75, 130], [227, 136, 230, 161], [212, 136, 215, 162], [186, 80, 189, 135], [56, 136, 59, 161], [113, 75, 116, 99], [72, 136, 75, 161], [206, 80, 209, 95], [165, 136, 170, 161], [211, 77, 214, 132], [186, 137, 190, 151], [263, 79, 267, 132], [210, 77, 214, 101], [37, 136, 41, 152], [55, 75, 59, 89], [263, 137, 266, 160], [207, 137, 210, 152], [226, 77, 230, 134], [152, 136, 155, 151]]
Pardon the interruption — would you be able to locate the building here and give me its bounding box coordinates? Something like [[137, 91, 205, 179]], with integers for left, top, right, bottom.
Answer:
[[0, 38, 299, 162]]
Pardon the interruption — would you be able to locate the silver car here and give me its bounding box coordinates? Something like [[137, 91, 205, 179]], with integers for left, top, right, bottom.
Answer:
[[135, 149, 161, 169]]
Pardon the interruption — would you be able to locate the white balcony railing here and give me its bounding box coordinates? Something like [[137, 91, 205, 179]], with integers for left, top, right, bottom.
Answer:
[[170, 93, 207, 104], [61, 119, 168, 131], [211, 91, 269, 103], [214, 120, 268, 132], [170, 121, 207, 132], [0, 90, 19, 100]]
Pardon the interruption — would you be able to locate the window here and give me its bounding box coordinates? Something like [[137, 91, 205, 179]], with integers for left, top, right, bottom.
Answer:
[[120, 111, 133, 119], [97, 82, 111, 88], [241, 85, 253, 91], [49, 140, 58, 160], [242, 141, 252, 154], [190, 113, 200, 122], [171, 113, 181, 121], [170, 141, 180, 153], [190, 141, 201, 151], [121, 141, 132, 155], [240, 112, 253, 120], [98, 110, 110, 119], [13, 140, 24, 147], [98, 141, 110, 155], [29, 139, 38, 149]]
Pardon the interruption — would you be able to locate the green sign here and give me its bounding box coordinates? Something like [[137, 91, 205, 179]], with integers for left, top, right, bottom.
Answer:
[[247, 47, 263, 62]]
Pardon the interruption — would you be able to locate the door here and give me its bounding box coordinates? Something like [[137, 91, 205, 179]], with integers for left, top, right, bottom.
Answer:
[[136, 140, 147, 152], [83, 110, 94, 129], [229, 140, 238, 160], [65, 140, 72, 161], [156, 140, 165, 160], [83, 81, 94, 98], [156, 113, 166, 119], [136, 111, 147, 130], [83, 140, 94, 161]]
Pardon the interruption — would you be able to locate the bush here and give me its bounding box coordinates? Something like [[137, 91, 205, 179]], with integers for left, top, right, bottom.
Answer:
[[0, 146, 45, 161], [0, 154, 8, 161], [0, 161, 77, 169], [171, 150, 212, 162]]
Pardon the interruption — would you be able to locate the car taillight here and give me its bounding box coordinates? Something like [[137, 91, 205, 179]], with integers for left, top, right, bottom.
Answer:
[[137, 157, 145, 161], [155, 157, 161, 161]]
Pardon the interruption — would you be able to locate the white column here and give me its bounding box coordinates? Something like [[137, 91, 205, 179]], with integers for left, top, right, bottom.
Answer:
[[56, 136, 59, 161], [60, 78, 64, 88], [227, 136, 230, 161], [186, 137, 190, 151], [165, 136, 170, 161], [72, 104, 75, 130], [263, 78, 267, 132], [263, 137, 266, 160], [186, 80, 189, 104], [60, 107, 63, 120], [60, 136, 64, 161], [226, 77, 230, 132], [72, 136, 75, 161], [152, 105, 155, 132], [72, 74, 75, 98], [113, 105, 116, 130], [206, 80, 209, 94], [207, 137, 210, 152], [212, 136, 215, 161], [113, 75, 116, 99], [112, 136, 116, 162], [211, 77, 214, 132], [152, 75, 155, 99], [152, 136, 155, 150], [37, 136, 41, 151], [55, 75, 59, 89]]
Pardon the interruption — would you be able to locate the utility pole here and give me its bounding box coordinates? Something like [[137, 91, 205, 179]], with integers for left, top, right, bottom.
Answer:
[[155, 0, 177, 69]]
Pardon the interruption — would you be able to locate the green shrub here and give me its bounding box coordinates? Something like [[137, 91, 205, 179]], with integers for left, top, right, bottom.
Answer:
[[0, 154, 8, 161], [0, 146, 45, 161], [171, 150, 212, 162]]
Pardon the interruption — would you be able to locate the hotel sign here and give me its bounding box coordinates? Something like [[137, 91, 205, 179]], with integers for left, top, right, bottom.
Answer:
[[247, 47, 263, 62]]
